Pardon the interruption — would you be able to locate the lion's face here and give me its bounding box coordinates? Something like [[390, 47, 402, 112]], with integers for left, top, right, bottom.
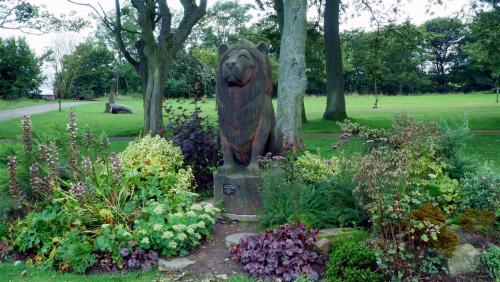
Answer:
[[221, 49, 256, 88]]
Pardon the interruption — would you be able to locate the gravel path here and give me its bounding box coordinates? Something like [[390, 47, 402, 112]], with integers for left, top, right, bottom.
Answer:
[[0, 101, 95, 122]]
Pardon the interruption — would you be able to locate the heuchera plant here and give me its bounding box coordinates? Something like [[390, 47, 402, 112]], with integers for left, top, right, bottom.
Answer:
[[230, 224, 325, 281]]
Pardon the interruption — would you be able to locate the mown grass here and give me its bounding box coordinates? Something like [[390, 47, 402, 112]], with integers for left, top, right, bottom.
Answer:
[[0, 97, 63, 111], [0, 93, 499, 139], [0, 264, 162, 282]]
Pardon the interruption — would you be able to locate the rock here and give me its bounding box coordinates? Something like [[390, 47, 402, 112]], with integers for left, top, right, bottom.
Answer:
[[318, 228, 345, 238], [109, 103, 133, 114], [447, 243, 480, 276], [315, 238, 331, 255], [225, 232, 256, 247], [158, 257, 196, 271]]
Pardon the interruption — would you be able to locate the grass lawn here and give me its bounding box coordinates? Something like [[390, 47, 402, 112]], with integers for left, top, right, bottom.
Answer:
[[0, 264, 162, 282], [0, 97, 63, 111], [0, 263, 257, 282]]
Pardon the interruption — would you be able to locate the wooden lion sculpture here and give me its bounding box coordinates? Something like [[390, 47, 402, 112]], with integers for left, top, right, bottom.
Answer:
[[217, 39, 277, 174]]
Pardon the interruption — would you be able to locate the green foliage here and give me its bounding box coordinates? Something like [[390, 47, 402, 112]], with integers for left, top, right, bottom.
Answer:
[[481, 245, 500, 280], [458, 208, 496, 233], [54, 40, 114, 99], [460, 168, 500, 211], [324, 240, 383, 282], [119, 135, 196, 194], [295, 152, 337, 184], [0, 37, 43, 99], [55, 231, 96, 273], [259, 154, 366, 229], [8, 113, 218, 273]]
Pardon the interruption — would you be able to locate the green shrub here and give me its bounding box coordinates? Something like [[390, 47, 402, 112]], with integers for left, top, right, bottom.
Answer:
[[54, 231, 96, 273], [481, 245, 500, 280], [119, 135, 195, 193], [324, 240, 383, 282], [460, 168, 499, 211], [295, 151, 337, 184], [258, 152, 366, 229]]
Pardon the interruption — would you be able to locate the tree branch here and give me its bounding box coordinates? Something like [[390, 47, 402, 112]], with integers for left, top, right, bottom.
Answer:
[[173, 0, 207, 51]]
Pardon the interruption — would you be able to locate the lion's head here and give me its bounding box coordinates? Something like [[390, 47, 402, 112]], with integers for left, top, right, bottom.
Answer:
[[218, 39, 270, 88]]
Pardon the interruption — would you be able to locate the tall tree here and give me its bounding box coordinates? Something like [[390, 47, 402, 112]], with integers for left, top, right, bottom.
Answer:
[[462, 8, 499, 102], [423, 17, 464, 92], [0, 37, 43, 99], [276, 0, 307, 150], [323, 0, 346, 120], [257, 0, 308, 123], [70, 0, 207, 135]]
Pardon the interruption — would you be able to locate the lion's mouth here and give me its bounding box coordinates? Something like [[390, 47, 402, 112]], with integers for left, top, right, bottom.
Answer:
[[226, 76, 246, 87]]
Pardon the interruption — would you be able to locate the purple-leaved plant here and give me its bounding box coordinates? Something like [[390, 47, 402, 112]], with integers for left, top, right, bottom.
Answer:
[[230, 224, 325, 281]]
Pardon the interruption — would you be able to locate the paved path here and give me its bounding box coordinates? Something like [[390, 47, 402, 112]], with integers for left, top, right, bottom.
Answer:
[[0, 101, 95, 122]]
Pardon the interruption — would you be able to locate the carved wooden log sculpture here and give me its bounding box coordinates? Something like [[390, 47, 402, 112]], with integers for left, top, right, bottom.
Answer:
[[216, 39, 278, 174]]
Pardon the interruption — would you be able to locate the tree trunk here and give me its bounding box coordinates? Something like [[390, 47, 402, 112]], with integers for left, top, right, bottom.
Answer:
[[274, 0, 307, 123], [323, 0, 347, 121], [143, 60, 167, 135], [398, 80, 403, 95], [276, 0, 307, 151]]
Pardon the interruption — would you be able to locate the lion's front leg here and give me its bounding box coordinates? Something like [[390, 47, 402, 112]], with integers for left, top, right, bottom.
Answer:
[[247, 106, 272, 175], [219, 134, 238, 174]]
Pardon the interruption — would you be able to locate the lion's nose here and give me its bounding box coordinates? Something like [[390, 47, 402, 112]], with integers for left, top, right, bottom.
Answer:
[[225, 61, 236, 69]]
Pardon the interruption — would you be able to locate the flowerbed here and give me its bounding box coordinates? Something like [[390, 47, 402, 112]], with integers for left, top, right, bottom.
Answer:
[[4, 112, 219, 273]]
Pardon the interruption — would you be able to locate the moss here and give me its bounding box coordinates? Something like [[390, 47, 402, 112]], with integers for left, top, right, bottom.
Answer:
[[410, 203, 458, 257], [410, 203, 446, 225], [459, 209, 496, 232], [434, 227, 459, 257]]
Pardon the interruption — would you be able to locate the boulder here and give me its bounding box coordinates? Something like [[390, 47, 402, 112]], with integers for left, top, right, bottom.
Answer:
[[315, 238, 331, 255], [447, 243, 480, 276], [225, 232, 256, 248], [109, 103, 133, 114], [158, 257, 196, 271]]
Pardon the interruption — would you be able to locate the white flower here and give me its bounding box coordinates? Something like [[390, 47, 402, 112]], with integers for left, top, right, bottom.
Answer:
[[191, 204, 203, 211], [197, 221, 205, 228], [172, 212, 183, 218], [186, 227, 195, 235], [101, 224, 110, 229], [195, 233, 201, 239], [162, 231, 174, 239], [153, 224, 163, 231], [201, 214, 211, 220], [177, 233, 187, 241], [168, 241, 177, 249], [154, 205, 164, 215], [204, 205, 214, 213], [186, 211, 196, 217], [428, 173, 437, 179], [172, 224, 186, 231], [141, 237, 150, 245]]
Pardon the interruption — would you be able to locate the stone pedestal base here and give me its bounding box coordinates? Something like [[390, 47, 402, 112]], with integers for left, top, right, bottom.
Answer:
[[213, 168, 265, 221]]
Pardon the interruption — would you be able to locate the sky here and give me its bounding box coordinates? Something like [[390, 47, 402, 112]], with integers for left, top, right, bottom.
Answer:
[[0, 0, 473, 87]]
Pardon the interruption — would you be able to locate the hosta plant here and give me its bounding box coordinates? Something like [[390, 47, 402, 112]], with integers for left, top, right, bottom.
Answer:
[[230, 224, 325, 281]]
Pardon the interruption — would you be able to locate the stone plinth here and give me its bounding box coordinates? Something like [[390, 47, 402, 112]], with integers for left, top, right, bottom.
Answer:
[[214, 168, 266, 221]]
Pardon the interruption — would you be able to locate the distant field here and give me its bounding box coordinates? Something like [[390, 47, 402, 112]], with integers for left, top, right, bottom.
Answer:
[[0, 93, 499, 139]]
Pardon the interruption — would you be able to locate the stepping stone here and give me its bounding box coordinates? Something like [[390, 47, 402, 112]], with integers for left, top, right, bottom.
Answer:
[[447, 244, 480, 276], [315, 238, 331, 255], [158, 257, 196, 271], [225, 232, 256, 247]]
